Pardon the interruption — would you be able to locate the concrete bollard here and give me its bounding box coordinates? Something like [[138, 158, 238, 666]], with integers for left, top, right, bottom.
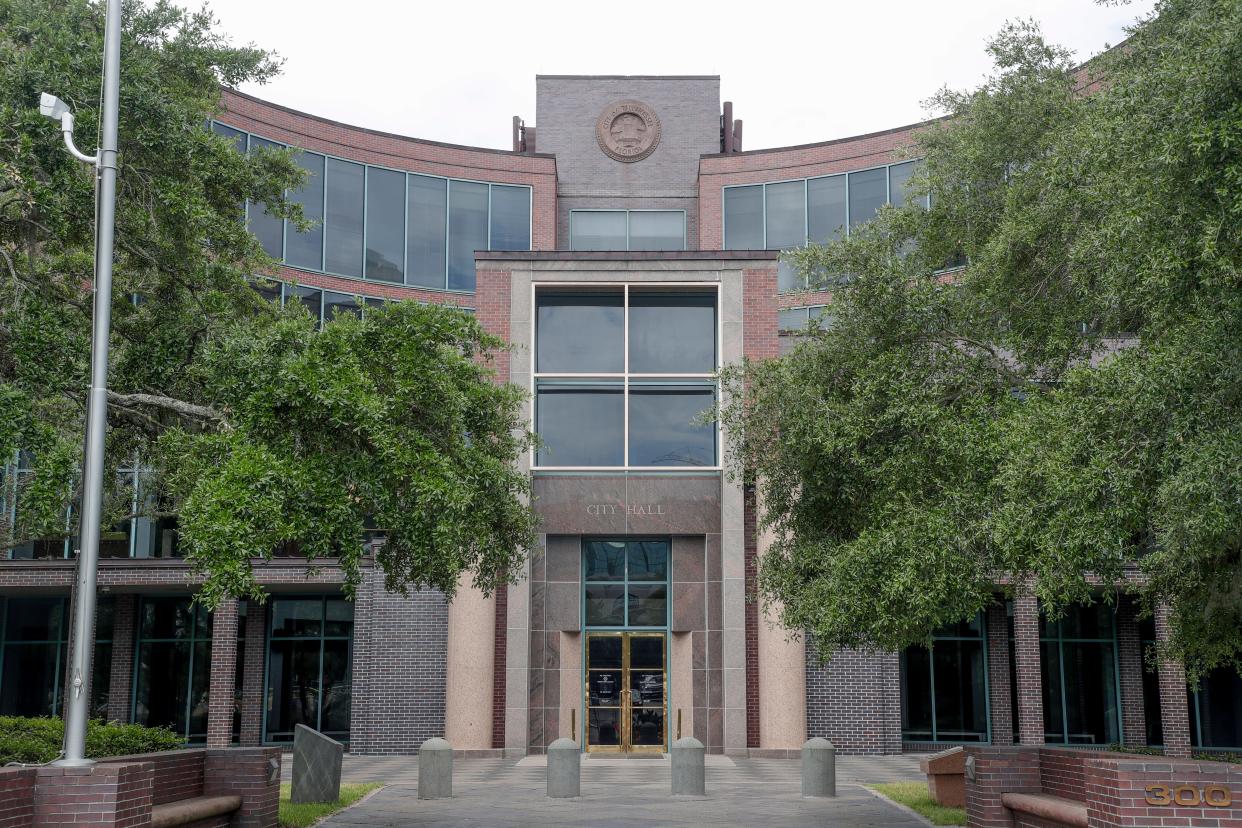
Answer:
[[418, 737, 453, 799], [802, 737, 836, 797], [546, 737, 580, 798], [670, 736, 705, 796]]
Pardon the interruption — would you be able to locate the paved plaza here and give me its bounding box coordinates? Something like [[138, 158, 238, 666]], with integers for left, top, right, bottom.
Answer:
[[286, 753, 932, 827]]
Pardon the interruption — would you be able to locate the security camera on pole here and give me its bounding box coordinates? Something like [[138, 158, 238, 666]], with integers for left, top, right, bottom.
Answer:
[[39, 0, 123, 768]]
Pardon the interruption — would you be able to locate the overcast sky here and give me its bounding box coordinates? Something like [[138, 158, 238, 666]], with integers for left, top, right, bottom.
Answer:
[[189, 0, 1157, 151]]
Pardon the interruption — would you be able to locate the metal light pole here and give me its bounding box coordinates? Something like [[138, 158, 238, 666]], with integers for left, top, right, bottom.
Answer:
[[40, 0, 123, 768]]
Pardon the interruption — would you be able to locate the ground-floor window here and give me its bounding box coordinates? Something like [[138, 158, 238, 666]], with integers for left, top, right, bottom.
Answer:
[[264, 596, 353, 743], [1038, 601, 1120, 745], [0, 596, 112, 719], [132, 597, 211, 741], [1190, 668, 1242, 751], [900, 615, 989, 743]]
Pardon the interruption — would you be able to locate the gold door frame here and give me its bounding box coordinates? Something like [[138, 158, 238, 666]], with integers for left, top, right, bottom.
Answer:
[[584, 631, 668, 753]]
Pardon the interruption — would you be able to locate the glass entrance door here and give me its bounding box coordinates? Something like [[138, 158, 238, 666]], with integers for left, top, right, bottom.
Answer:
[[585, 632, 666, 753]]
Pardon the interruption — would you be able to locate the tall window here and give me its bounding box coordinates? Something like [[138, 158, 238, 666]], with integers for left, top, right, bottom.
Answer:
[[265, 596, 353, 743], [1038, 601, 1121, 745], [133, 597, 212, 741], [1189, 668, 1242, 751], [534, 286, 717, 469], [583, 540, 669, 628], [569, 211, 686, 251], [0, 597, 113, 719], [900, 615, 989, 743], [212, 122, 532, 293], [722, 160, 928, 292]]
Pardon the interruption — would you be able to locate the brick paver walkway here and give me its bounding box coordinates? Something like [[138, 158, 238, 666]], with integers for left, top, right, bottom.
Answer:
[[304, 753, 931, 827]]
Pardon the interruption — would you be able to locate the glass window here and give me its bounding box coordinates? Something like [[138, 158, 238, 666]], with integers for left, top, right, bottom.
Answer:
[[1037, 601, 1121, 745], [287, 286, 322, 325], [900, 614, 988, 743], [324, 291, 362, 321], [534, 286, 719, 469], [779, 308, 809, 331], [407, 174, 448, 289], [723, 185, 764, 250], [489, 184, 530, 252], [247, 137, 285, 258], [1191, 668, 1242, 749], [628, 387, 716, 467], [133, 597, 212, 741], [627, 211, 684, 251], [447, 180, 488, 291], [211, 121, 246, 151], [325, 159, 364, 277], [535, 292, 624, 374], [582, 540, 670, 628], [627, 292, 716, 374], [848, 167, 888, 229], [286, 151, 325, 271], [265, 596, 353, 742], [364, 167, 405, 282], [764, 180, 806, 250], [583, 541, 627, 581], [535, 385, 623, 467], [570, 211, 627, 251], [888, 160, 927, 209], [808, 174, 847, 244]]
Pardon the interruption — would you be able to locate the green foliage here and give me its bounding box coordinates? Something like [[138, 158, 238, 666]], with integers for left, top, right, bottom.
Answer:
[[870, 782, 966, 826], [0, 716, 182, 764], [721, 0, 1242, 679], [278, 782, 381, 828], [0, 0, 537, 602]]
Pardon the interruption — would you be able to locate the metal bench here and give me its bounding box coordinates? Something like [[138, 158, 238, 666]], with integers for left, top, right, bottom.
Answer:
[[149, 794, 242, 828]]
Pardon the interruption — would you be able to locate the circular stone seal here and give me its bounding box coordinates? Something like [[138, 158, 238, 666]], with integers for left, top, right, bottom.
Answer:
[[596, 100, 662, 163]]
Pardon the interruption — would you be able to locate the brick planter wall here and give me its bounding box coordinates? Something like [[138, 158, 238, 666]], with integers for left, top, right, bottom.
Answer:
[[0, 768, 35, 828], [966, 746, 1242, 828], [2, 747, 280, 828]]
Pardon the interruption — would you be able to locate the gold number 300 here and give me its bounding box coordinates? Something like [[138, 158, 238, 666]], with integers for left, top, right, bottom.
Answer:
[[1144, 784, 1233, 807]]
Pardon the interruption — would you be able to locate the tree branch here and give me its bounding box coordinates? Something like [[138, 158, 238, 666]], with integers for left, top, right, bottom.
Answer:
[[106, 390, 225, 424]]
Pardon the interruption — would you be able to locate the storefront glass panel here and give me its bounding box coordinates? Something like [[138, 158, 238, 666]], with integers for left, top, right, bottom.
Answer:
[[264, 595, 353, 743], [133, 597, 211, 741], [900, 614, 988, 743]]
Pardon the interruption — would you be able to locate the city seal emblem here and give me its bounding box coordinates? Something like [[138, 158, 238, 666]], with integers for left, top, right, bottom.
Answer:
[[596, 100, 661, 163]]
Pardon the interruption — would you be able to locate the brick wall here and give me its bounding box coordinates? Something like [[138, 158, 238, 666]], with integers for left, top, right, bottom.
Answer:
[[1115, 595, 1147, 747], [986, 602, 1014, 746], [1154, 604, 1192, 757], [240, 600, 267, 746], [964, 746, 1043, 828], [805, 643, 902, 754], [349, 567, 449, 753], [0, 768, 34, 828], [32, 761, 152, 827], [206, 599, 239, 748], [1013, 593, 1045, 745], [107, 595, 136, 724], [743, 490, 760, 749], [203, 747, 282, 828], [967, 746, 1242, 828]]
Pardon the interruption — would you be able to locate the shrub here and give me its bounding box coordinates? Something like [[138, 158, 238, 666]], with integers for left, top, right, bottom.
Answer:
[[0, 716, 183, 765]]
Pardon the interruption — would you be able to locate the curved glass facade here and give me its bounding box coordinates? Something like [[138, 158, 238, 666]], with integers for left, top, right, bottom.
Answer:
[[211, 122, 532, 293], [721, 160, 926, 292]]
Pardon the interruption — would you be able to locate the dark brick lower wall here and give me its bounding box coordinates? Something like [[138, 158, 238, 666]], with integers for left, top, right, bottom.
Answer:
[[805, 642, 902, 754], [349, 568, 449, 754]]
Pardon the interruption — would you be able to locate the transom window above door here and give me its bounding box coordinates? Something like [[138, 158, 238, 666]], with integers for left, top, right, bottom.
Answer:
[[583, 539, 669, 627], [534, 285, 718, 469]]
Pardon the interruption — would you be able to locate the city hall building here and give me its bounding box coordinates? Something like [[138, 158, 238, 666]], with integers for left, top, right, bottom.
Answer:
[[2, 74, 1239, 759]]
